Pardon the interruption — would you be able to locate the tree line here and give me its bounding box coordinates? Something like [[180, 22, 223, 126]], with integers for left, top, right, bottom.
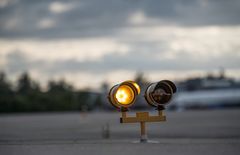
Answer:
[[0, 72, 102, 113]]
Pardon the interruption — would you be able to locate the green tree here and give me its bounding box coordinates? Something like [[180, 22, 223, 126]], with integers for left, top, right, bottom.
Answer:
[[14, 72, 42, 112], [0, 72, 14, 112], [47, 80, 75, 111], [17, 72, 39, 94]]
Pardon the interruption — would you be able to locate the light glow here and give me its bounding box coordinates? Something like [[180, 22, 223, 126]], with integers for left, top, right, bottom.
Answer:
[[115, 85, 134, 105]]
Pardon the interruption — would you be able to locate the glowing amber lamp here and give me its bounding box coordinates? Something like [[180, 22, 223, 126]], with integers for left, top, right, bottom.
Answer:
[[115, 85, 134, 105], [108, 81, 140, 108]]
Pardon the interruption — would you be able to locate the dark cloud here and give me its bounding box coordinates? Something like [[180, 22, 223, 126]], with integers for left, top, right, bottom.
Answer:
[[0, 0, 240, 38], [140, 0, 240, 26]]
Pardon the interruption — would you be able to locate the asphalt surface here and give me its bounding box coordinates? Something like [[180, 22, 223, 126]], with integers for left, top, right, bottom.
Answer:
[[0, 109, 240, 155]]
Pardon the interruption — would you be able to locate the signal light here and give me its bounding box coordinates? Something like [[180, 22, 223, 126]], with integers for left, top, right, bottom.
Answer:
[[145, 80, 176, 108], [108, 80, 176, 143], [108, 81, 140, 109]]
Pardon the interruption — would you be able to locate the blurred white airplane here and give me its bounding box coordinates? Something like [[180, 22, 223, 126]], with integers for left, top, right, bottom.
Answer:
[[172, 89, 240, 110]]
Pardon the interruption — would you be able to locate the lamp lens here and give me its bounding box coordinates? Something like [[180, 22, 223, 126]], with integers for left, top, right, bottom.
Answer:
[[115, 85, 134, 105]]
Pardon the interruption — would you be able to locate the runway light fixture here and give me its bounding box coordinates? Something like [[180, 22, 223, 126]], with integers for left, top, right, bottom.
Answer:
[[145, 80, 177, 109], [108, 80, 176, 143], [108, 81, 140, 109]]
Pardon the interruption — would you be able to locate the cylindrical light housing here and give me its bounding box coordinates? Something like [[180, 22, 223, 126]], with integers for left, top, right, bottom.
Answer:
[[108, 81, 140, 109], [145, 80, 176, 107]]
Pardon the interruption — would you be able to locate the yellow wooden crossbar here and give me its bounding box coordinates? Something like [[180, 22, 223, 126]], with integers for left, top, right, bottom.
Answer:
[[120, 111, 166, 123], [120, 110, 166, 142]]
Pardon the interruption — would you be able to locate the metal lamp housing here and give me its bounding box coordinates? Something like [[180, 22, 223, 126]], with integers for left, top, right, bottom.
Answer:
[[108, 81, 140, 109], [145, 80, 176, 107]]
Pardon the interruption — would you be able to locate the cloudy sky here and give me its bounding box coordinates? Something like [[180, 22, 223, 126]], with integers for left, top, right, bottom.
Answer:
[[0, 0, 240, 89]]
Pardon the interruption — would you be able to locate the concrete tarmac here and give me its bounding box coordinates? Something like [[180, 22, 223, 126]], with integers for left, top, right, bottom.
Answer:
[[0, 109, 240, 155]]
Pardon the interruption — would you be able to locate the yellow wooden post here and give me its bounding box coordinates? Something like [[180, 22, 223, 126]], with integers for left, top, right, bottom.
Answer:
[[122, 111, 127, 118], [158, 110, 163, 116], [140, 122, 145, 135], [140, 122, 147, 142]]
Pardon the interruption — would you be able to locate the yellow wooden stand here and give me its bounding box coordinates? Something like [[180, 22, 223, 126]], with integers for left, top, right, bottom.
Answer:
[[120, 110, 166, 142]]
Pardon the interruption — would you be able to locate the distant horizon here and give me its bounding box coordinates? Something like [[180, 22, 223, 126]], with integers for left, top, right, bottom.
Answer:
[[1, 68, 239, 91]]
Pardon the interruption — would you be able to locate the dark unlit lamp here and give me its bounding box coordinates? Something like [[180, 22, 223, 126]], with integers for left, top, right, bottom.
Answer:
[[108, 80, 176, 143], [145, 80, 177, 109]]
